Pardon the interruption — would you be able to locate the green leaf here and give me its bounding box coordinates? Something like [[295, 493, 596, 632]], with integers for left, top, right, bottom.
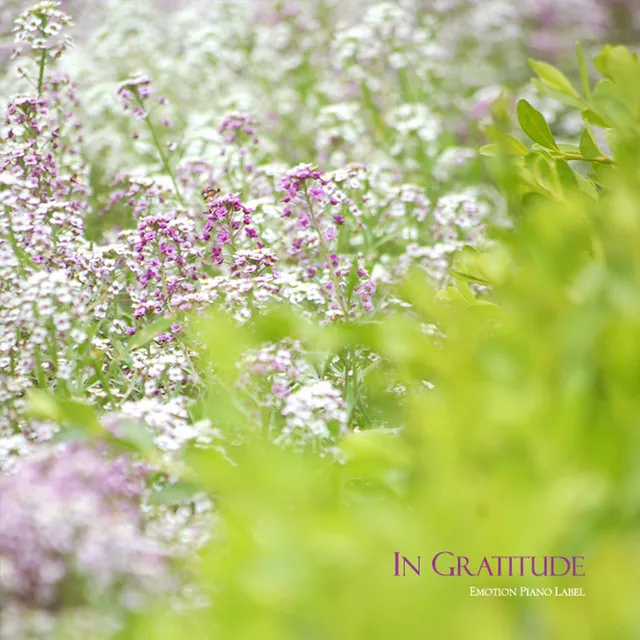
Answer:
[[516, 166, 547, 197], [26, 389, 63, 423], [479, 135, 528, 157], [128, 316, 175, 351], [594, 46, 640, 117], [574, 173, 598, 199], [455, 280, 478, 304], [605, 129, 617, 154], [521, 192, 549, 212], [555, 159, 579, 191], [148, 481, 200, 506], [345, 260, 361, 302], [58, 399, 102, 434], [579, 128, 602, 159], [529, 59, 580, 99], [582, 110, 609, 128], [50, 427, 93, 444], [450, 247, 493, 287], [589, 163, 616, 187], [479, 144, 497, 157], [594, 46, 640, 82], [531, 79, 584, 110], [534, 154, 559, 193], [592, 79, 634, 128], [449, 269, 491, 287], [576, 42, 592, 99], [517, 100, 558, 150], [7, 239, 39, 271], [25, 391, 102, 435], [477, 247, 511, 285], [107, 418, 156, 454]]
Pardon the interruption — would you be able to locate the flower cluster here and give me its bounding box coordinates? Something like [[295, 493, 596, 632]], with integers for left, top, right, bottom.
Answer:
[[125, 213, 202, 317], [278, 380, 348, 449], [332, 3, 432, 89], [219, 112, 259, 147], [202, 192, 262, 264], [103, 397, 215, 452], [11, 1, 73, 62], [1, 92, 88, 270], [104, 174, 168, 220], [0, 444, 165, 627]]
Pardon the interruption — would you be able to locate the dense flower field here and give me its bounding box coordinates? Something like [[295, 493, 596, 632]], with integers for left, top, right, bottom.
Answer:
[[2, 1, 640, 638]]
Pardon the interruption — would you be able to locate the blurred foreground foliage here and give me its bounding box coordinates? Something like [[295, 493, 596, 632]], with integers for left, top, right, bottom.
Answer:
[[115, 46, 640, 639]]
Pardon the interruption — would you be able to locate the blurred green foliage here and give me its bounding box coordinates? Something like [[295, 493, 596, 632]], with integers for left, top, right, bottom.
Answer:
[[117, 46, 640, 639]]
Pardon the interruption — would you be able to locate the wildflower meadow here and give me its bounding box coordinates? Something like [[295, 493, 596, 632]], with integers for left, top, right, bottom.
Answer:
[[1, 1, 640, 638]]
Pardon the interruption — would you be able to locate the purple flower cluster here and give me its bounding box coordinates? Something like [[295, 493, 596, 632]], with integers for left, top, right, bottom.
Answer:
[[0, 444, 165, 612], [105, 174, 168, 219], [202, 192, 262, 264], [126, 214, 202, 318], [1, 92, 87, 270], [219, 112, 259, 147], [117, 72, 154, 120], [277, 164, 355, 320]]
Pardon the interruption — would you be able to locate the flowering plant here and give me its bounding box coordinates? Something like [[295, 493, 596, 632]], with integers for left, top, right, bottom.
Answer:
[[1, 1, 640, 638]]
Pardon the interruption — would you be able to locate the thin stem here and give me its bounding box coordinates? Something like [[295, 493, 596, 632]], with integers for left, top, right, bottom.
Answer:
[[36, 17, 49, 94], [557, 151, 615, 165], [135, 95, 186, 207], [37, 48, 46, 93], [94, 360, 117, 407], [5, 221, 29, 277], [147, 116, 186, 206], [33, 348, 48, 388]]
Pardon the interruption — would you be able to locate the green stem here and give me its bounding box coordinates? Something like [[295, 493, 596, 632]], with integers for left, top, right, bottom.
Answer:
[[36, 18, 49, 94], [94, 360, 117, 407], [148, 116, 185, 206], [34, 348, 47, 388], [37, 48, 47, 94], [557, 151, 615, 165], [136, 96, 186, 207]]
